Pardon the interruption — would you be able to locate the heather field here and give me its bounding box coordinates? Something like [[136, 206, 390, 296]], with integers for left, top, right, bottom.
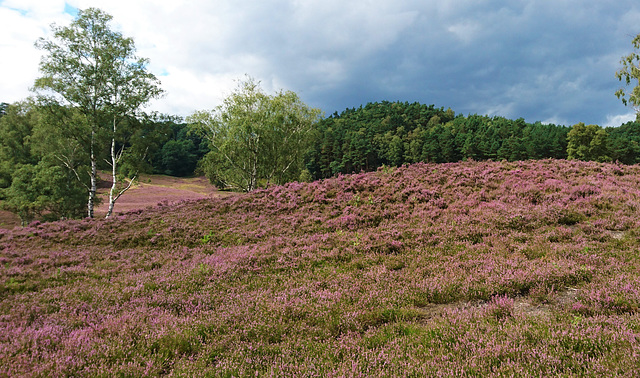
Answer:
[[93, 173, 229, 218], [3, 159, 640, 376], [1, 174, 224, 229]]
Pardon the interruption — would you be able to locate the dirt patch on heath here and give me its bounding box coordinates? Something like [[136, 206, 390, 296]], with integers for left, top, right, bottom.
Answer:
[[513, 288, 580, 318], [0, 174, 234, 228], [417, 288, 581, 322], [94, 173, 234, 217], [0, 209, 20, 229]]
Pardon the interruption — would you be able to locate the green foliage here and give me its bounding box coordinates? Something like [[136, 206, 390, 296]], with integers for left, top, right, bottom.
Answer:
[[615, 33, 640, 116], [306, 102, 569, 179], [33, 8, 163, 118], [1, 162, 86, 225], [158, 140, 197, 176], [188, 77, 321, 191], [114, 114, 170, 177], [606, 121, 640, 164], [33, 7, 164, 218], [567, 123, 610, 162], [0, 101, 41, 189], [32, 102, 96, 172], [148, 118, 208, 177], [0, 101, 90, 224]]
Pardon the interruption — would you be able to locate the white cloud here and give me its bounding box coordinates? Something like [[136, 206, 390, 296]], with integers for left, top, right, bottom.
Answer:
[[1, 0, 67, 17], [59, 0, 422, 115], [0, 2, 74, 103], [146, 68, 237, 116], [541, 117, 569, 126], [604, 111, 637, 127], [2, 0, 640, 126], [447, 22, 482, 44]]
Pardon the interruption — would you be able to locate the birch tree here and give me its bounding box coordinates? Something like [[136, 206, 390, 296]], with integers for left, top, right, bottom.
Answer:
[[188, 77, 321, 192], [616, 33, 640, 118], [33, 8, 163, 218]]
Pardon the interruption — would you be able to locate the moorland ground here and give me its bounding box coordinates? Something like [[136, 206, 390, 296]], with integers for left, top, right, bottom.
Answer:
[[2, 159, 640, 376]]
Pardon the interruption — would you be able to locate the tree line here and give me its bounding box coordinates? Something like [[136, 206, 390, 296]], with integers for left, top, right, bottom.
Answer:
[[2, 7, 640, 225], [6, 94, 639, 225], [0, 101, 208, 225], [303, 101, 640, 180], [0, 8, 208, 225]]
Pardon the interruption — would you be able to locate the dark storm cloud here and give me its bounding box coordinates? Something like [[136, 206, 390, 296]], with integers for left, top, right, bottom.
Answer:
[[219, 0, 640, 126], [4, 0, 639, 126]]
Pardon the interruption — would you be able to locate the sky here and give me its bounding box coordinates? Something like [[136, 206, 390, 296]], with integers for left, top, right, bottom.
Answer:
[[1, 0, 640, 127]]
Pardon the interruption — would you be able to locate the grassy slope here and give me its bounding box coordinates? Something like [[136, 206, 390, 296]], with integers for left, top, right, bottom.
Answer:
[[0, 174, 225, 229], [0, 209, 19, 229], [2, 159, 640, 376], [93, 173, 231, 218]]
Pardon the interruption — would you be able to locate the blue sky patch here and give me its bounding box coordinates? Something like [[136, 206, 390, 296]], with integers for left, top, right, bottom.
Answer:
[[0, 1, 28, 16], [64, 3, 78, 17]]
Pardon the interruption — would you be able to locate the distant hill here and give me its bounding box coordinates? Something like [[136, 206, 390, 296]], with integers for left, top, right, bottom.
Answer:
[[2, 159, 640, 376]]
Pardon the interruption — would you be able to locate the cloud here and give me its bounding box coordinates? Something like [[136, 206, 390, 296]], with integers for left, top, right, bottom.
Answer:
[[2, 0, 640, 127], [604, 111, 637, 127], [0, 0, 73, 103]]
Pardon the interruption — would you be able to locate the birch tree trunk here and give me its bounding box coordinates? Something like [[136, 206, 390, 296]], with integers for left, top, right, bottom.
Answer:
[[105, 116, 135, 218], [33, 9, 164, 220], [87, 130, 97, 218], [248, 135, 259, 192], [106, 130, 118, 218]]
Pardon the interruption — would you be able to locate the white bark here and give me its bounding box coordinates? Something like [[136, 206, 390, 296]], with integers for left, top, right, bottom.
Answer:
[[105, 116, 136, 218], [88, 130, 97, 218], [106, 133, 117, 218]]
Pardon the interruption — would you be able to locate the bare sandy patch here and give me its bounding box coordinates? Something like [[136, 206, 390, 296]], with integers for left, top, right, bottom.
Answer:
[[94, 173, 233, 217]]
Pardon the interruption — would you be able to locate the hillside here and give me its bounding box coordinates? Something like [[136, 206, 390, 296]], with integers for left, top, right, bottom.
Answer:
[[2, 159, 640, 376], [0, 174, 226, 229], [93, 173, 230, 218]]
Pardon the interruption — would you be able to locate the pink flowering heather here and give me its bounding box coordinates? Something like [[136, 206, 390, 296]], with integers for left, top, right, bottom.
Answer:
[[2, 159, 640, 376]]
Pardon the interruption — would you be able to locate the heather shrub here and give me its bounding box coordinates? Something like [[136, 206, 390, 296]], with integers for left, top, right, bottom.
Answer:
[[484, 295, 515, 320], [3, 159, 640, 375]]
